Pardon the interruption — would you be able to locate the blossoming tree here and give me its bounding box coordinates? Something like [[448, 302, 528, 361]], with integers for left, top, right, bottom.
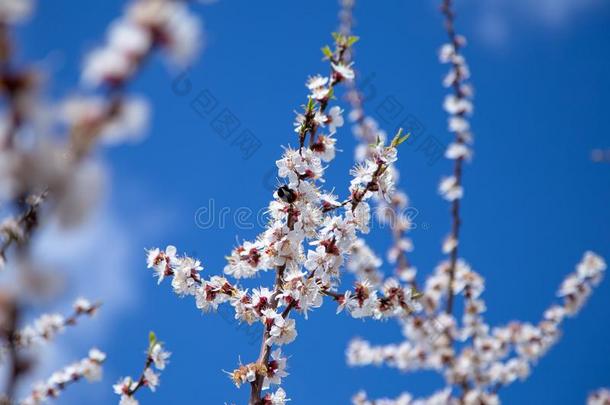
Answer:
[[0, 0, 605, 404], [340, 1, 607, 404], [145, 28, 424, 404], [0, 0, 202, 403]]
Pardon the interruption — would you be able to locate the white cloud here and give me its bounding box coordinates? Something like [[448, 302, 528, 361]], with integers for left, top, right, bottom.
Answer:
[[465, 0, 604, 46], [13, 200, 143, 402], [519, 0, 601, 25], [477, 11, 509, 47]]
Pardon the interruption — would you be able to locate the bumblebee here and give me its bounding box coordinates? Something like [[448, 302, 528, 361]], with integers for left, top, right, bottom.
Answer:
[[277, 185, 297, 204]]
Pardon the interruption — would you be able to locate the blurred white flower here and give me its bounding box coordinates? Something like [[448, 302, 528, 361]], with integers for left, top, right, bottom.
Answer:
[[0, 0, 33, 23]]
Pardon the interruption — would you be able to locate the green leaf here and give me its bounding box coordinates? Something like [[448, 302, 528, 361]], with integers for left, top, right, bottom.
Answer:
[[368, 134, 382, 149], [149, 331, 157, 347], [348, 35, 360, 47], [306, 97, 315, 111], [390, 128, 410, 148], [321, 45, 333, 59]]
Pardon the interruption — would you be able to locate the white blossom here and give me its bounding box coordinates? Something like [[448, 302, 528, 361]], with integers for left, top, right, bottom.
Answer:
[[264, 387, 290, 405], [150, 342, 171, 370], [588, 388, 610, 405], [82, 47, 133, 87], [265, 311, 298, 346], [262, 349, 289, 389], [143, 368, 159, 392], [0, 0, 33, 23], [331, 62, 355, 80], [327, 106, 344, 133], [438, 176, 463, 201], [108, 20, 152, 57], [21, 349, 106, 405]]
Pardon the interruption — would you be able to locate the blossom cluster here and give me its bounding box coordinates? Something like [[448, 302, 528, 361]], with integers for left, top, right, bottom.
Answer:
[[228, 349, 288, 390], [340, 2, 416, 287], [352, 388, 459, 405], [12, 298, 100, 347], [83, 0, 201, 88], [348, 253, 606, 401], [0, 0, 205, 260], [338, 1, 608, 403], [74, 0, 201, 147], [346, 88, 416, 288], [437, 23, 473, 204], [0, 298, 104, 405], [113, 333, 171, 405], [436, 0, 475, 276], [20, 348, 106, 405], [146, 32, 420, 403], [0, 0, 204, 403]]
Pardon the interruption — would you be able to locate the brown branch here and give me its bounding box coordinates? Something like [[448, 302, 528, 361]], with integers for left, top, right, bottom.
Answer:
[[249, 207, 294, 404], [0, 17, 160, 267], [390, 199, 415, 284], [297, 39, 350, 152], [308, 42, 349, 147], [339, 0, 416, 288], [9, 301, 101, 347], [322, 160, 389, 215], [126, 357, 154, 397], [441, 0, 467, 315], [321, 289, 344, 301], [0, 190, 47, 264], [0, 21, 33, 151], [250, 31, 360, 403], [1, 299, 29, 403]]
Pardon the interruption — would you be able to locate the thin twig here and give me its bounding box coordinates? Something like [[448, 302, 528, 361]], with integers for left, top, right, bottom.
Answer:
[[441, 0, 467, 315]]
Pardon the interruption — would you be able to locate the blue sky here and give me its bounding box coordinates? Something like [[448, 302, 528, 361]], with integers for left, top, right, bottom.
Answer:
[[14, 0, 610, 403]]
